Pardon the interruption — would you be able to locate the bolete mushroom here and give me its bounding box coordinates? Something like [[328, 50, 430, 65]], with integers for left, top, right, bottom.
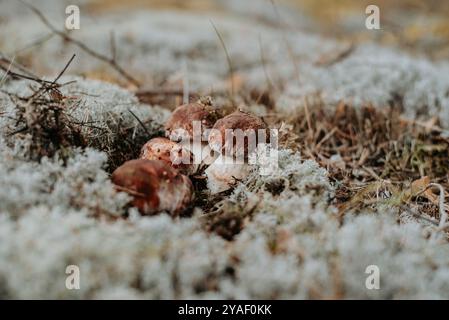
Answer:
[[208, 110, 268, 159], [205, 110, 269, 194], [140, 137, 195, 175], [164, 101, 219, 166], [112, 159, 193, 216]]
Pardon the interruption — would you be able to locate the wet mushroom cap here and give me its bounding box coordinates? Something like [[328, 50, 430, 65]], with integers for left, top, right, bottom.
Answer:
[[140, 137, 195, 175], [208, 110, 268, 157], [111, 159, 193, 216], [164, 102, 218, 141]]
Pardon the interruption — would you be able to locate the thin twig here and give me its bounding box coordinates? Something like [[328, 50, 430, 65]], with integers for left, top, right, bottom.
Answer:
[[0, 55, 54, 85], [29, 54, 76, 101], [54, 54, 76, 84], [315, 43, 355, 67], [6, 126, 28, 137], [20, 0, 140, 87]]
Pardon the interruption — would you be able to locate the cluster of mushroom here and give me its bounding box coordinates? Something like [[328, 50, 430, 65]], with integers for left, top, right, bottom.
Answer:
[[112, 99, 268, 216]]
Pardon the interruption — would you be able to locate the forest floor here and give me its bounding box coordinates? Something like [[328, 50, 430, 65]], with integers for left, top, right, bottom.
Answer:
[[0, 0, 449, 299]]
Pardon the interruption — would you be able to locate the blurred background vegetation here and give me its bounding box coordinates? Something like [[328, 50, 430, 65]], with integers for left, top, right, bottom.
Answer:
[[84, 0, 449, 60]]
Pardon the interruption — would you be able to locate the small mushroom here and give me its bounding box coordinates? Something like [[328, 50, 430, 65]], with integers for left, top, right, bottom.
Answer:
[[164, 101, 219, 165], [208, 110, 268, 159], [140, 137, 196, 175], [112, 159, 193, 216], [206, 110, 268, 194]]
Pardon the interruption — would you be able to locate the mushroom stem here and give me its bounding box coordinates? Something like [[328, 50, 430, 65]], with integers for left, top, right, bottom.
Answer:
[[205, 155, 250, 194]]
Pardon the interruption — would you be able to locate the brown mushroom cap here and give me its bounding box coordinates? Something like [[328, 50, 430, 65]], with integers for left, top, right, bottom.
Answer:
[[111, 159, 193, 216], [208, 110, 268, 158], [140, 137, 195, 175], [164, 102, 218, 141]]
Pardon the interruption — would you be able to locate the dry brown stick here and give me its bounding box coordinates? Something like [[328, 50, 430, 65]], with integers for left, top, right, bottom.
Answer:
[[315, 43, 355, 67], [54, 54, 76, 84], [0, 53, 58, 86], [1, 53, 77, 89], [0, 63, 51, 85], [0, 53, 42, 79], [29, 54, 77, 101], [20, 0, 140, 87]]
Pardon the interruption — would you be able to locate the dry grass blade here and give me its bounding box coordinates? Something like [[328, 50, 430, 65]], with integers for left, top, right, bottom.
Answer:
[[315, 43, 355, 67], [270, 0, 301, 84], [277, 100, 449, 221], [0, 55, 14, 88], [127, 109, 151, 137], [210, 19, 236, 107], [0, 54, 55, 85]]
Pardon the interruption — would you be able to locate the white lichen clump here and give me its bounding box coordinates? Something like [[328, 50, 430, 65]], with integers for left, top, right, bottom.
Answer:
[[0, 143, 129, 218], [231, 147, 333, 207], [276, 45, 449, 127], [1, 106, 449, 299]]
